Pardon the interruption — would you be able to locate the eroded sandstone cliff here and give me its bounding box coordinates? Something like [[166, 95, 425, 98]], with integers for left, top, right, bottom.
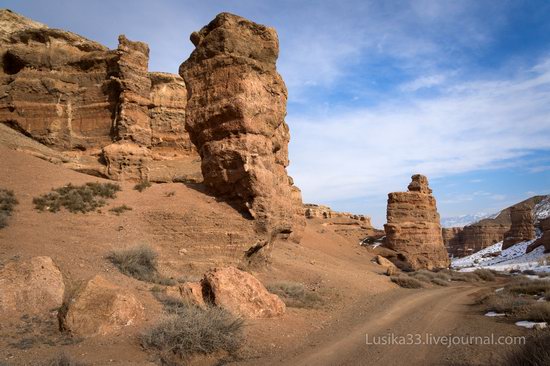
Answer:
[[0, 9, 200, 182], [179, 13, 305, 246], [502, 204, 536, 250], [384, 175, 450, 270]]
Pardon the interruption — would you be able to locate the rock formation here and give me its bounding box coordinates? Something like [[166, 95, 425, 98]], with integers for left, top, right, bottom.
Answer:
[[202, 266, 286, 318], [303, 203, 370, 223], [62, 275, 144, 337], [502, 204, 536, 249], [0, 256, 65, 318], [383, 175, 450, 270], [442, 195, 547, 257], [179, 13, 305, 244], [527, 217, 550, 253], [0, 9, 200, 182]]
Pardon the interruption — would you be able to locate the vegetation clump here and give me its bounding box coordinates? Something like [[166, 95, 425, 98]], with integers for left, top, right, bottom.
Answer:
[[134, 180, 152, 192], [142, 300, 244, 364], [390, 275, 423, 289], [503, 330, 550, 366], [33, 182, 120, 213], [109, 204, 132, 216], [0, 188, 18, 228], [106, 245, 174, 285], [267, 282, 323, 308]]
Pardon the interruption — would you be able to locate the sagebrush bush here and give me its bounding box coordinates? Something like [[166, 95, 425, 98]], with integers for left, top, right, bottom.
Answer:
[[503, 330, 550, 366], [142, 304, 244, 364], [106, 245, 174, 285], [390, 275, 423, 289], [517, 302, 550, 322], [0, 188, 18, 228], [109, 204, 132, 216], [507, 279, 550, 296], [267, 282, 323, 308], [33, 182, 120, 213], [449, 271, 481, 282], [134, 180, 152, 192], [431, 278, 450, 287], [473, 269, 496, 281], [484, 293, 534, 314]]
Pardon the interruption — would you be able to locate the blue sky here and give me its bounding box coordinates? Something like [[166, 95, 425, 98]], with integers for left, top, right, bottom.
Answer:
[[5, 0, 550, 227]]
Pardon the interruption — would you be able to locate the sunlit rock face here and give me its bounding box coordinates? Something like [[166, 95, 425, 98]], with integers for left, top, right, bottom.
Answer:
[[384, 174, 450, 270]]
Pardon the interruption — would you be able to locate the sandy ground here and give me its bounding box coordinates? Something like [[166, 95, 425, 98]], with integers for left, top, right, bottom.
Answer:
[[0, 146, 530, 366]]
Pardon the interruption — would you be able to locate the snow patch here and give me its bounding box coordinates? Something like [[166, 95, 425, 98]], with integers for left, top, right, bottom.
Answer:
[[515, 321, 547, 329], [485, 311, 506, 317]]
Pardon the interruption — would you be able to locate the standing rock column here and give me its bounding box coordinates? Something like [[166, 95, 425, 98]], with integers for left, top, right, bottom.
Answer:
[[384, 174, 450, 270], [179, 13, 305, 248], [502, 205, 535, 249]]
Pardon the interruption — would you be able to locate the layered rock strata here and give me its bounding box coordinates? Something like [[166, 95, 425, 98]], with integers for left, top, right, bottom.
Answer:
[[179, 13, 305, 244], [502, 204, 536, 249], [383, 175, 450, 270]]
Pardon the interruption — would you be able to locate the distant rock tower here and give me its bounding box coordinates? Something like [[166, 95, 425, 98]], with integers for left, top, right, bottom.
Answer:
[[384, 174, 450, 270], [502, 205, 535, 249]]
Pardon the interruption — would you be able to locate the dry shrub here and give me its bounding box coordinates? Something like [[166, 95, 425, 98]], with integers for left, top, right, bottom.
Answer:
[[517, 302, 550, 322], [450, 271, 481, 282], [267, 282, 323, 308], [33, 182, 120, 213], [507, 279, 550, 296], [40, 354, 86, 366], [106, 245, 174, 285], [142, 304, 244, 364], [502, 330, 550, 366], [134, 180, 152, 192], [484, 293, 534, 314], [0, 188, 18, 228], [431, 278, 450, 287], [109, 204, 132, 216], [391, 275, 423, 289], [473, 269, 496, 281]]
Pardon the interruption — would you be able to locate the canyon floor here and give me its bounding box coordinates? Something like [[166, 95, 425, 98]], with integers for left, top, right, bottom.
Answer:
[[0, 146, 529, 366]]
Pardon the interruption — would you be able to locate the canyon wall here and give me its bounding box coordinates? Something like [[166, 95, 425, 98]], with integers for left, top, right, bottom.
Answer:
[[384, 175, 450, 270], [443, 196, 546, 257], [179, 13, 305, 245], [502, 204, 536, 250], [0, 9, 200, 182]]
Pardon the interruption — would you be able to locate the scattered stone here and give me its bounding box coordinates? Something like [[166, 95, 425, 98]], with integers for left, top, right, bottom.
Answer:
[[165, 282, 206, 309], [0, 256, 64, 317], [62, 275, 144, 337], [202, 266, 285, 318]]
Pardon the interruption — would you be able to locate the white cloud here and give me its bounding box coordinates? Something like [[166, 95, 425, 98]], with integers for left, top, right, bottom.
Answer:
[[400, 74, 446, 92], [288, 57, 550, 208]]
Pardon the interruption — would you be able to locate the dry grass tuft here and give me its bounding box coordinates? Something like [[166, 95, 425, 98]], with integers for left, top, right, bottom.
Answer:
[[40, 353, 86, 366], [106, 245, 174, 285], [391, 275, 423, 289], [502, 330, 550, 366], [0, 188, 18, 228], [134, 180, 152, 192], [109, 204, 132, 216], [142, 302, 244, 364], [267, 282, 323, 308], [473, 269, 496, 281]]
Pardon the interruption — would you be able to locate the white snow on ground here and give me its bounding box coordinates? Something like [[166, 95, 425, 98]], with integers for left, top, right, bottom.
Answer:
[[534, 196, 550, 222], [485, 311, 506, 317], [452, 239, 550, 273], [515, 321, 547, 329]]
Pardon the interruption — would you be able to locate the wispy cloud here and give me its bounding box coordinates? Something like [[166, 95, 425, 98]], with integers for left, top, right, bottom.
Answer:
[[288, 56, 550, 205]]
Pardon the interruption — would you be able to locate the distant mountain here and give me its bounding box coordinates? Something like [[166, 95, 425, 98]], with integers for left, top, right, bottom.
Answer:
[[440, 213, 494, 228]]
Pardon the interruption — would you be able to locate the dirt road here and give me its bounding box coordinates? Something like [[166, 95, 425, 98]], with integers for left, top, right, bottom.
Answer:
[[260, 285, 525, 366]]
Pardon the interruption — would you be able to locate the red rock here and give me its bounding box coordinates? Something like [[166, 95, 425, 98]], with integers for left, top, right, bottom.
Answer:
[[62, 275, 144, 337], [0, 256, 65, 317], [165, 282, 207, 309], [202, 266, 285, 318], [179, 13, 305, 247], [502, 204, 536, 249], [384, 175, 450, 270]]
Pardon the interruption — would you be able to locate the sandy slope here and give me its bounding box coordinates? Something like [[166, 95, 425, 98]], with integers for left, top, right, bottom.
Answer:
[[0, 146, 529, 366]]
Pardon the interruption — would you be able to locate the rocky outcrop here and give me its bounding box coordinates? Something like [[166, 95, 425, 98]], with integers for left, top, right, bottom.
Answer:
[[0, 256, 65, 317], [165, 282, 207, 309], [383, 175, 450, 270], [0, 9, 200, 181], [62, 275, 144, 337], [179, 13, 305, 244], [443, 195, 547, 257], [527, 217, 550, 253], [303, 203, 370, 223], [375, 255, 398, 275], [202, 266, 285, 318], [502, 205, 536, 249]]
